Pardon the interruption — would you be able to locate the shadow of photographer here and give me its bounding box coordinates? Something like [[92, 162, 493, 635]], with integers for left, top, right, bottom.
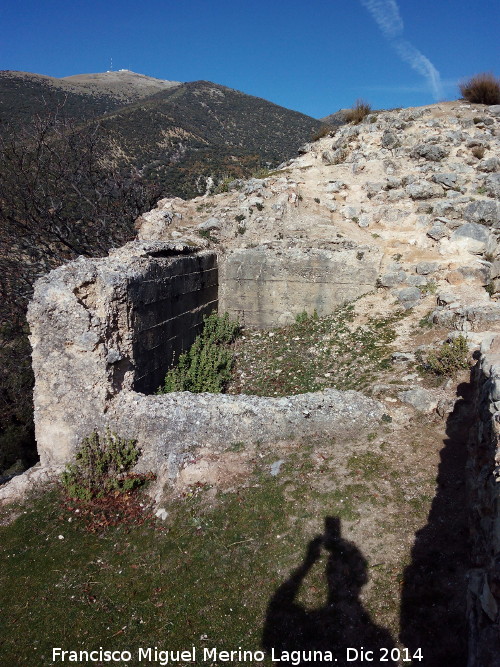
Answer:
[[262, 516, 398, 666]]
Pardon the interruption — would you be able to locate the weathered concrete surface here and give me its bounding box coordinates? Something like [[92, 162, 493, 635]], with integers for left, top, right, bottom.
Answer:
[[219, 246, 381, 327], [130, 251, 217, 392], [28, 242, 217, 466], [106, 389, 386, 475]]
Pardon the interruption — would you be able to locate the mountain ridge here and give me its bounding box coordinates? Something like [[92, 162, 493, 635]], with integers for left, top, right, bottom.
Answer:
[[0, 70, 326, 198]]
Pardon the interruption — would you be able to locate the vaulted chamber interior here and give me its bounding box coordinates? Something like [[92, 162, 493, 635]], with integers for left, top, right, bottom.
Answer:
[[129, 251, 218, 394]]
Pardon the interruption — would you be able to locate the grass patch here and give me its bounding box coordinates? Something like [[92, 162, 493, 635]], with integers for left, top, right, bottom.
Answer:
[[229, 304, 404, 396], [418, 312, 434, 329], [0, 416, 459, 665], [197, 228, 220, 244], [0, 483, 287, 663], [347, 452, 386, 481]]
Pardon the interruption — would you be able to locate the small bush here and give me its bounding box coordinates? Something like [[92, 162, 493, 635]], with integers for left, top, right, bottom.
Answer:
[[295, 309, 319, 324], [312, 125, 335, 141], [213, 178, 232, 194], [252, 168, 272, 179], [295, 310, 309, 324], [471, 145, 485, 159], [61, 430, 142, 501], [418, 280, 437, 295], [345, 99, 372, 125], [158, 312, 240, 394], [197, 229, 220, 244], [213, 174, 241, 195], [459, 72, 500, 105], [418, 313, 434, 329], [421, 335, 469, 377]]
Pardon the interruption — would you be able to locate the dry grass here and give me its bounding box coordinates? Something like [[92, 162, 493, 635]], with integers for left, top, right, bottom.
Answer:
[[345, 99, 372, 124], [459, 72, 500, 105], [311, 125, 336, 141]]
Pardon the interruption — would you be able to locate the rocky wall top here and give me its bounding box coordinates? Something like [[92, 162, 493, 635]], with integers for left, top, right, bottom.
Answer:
[[137, 101, 500, 320], [466, 339, 500, 666]]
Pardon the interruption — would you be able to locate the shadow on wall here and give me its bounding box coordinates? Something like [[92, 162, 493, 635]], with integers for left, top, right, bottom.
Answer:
[[399, 381, 471, 666], [262, 517, 398, 666]]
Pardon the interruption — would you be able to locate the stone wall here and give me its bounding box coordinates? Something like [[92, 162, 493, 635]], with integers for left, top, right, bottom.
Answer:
[[28, 242, 217, 465], [130, 251, 217, 393], [219, 246, 381, 327], [27, 240, 386, 472], [105, 389, 385, 476], [467, 343, 500, 666]]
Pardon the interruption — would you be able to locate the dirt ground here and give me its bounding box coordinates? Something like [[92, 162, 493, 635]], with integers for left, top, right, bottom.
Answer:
[[168, 365, 471, 666]]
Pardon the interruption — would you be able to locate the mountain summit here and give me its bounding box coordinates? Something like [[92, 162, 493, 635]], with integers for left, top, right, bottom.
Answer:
[[60, 69, 181, 101]]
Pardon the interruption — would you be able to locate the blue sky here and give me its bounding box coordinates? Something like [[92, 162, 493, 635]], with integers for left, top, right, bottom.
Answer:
[[1, 0, 498, 118]]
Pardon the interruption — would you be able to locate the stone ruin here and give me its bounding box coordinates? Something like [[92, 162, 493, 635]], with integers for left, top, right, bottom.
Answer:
[[4, 100, 500, 663], [27, 240, 383, 471]]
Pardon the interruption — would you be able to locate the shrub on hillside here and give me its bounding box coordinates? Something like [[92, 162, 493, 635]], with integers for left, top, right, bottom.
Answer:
[[459, 72, 500, 105], [158, 312, 240, 394], [61, 430, 144, 501], [312, 125, 336, 141], [0, 114, 159, 475], [420, 335, 469, 377], [345, 99, 372, 125]]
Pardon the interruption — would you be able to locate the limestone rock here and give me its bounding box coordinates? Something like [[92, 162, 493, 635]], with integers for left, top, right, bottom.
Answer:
[[432, 173, 458, 189], [397, 287, 421, 309], [0, 464, 63, 506], [427, 222, 449, 240], [197, 217, 221, 231], [484, 174, 500, 199], [416, 262, 438, 275], [322, 147, 348, 165], [406, 181, 443, 200], [324, 181, 345, 193], [452, 223, 491, 244], [381, 130, 399, 149], [412, 143, 449, 162], [464, 200, 500, 226], [379, 272, 406, 288], [478, 157, 500, 173], [398, 388, 438, 413]]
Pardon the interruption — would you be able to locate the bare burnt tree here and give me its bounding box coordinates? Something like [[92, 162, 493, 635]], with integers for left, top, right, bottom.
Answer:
[[0, 114, 159, 320], [0, 113, 160, 472]]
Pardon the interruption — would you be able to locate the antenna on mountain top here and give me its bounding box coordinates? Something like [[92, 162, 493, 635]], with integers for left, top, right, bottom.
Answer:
[[110, 57, 113, 71]]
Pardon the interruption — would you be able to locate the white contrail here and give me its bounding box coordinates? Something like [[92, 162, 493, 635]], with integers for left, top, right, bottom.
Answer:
[[394, 39, 444, 100], [360, 0, 443, 100], [360, 0, 403, 38]]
